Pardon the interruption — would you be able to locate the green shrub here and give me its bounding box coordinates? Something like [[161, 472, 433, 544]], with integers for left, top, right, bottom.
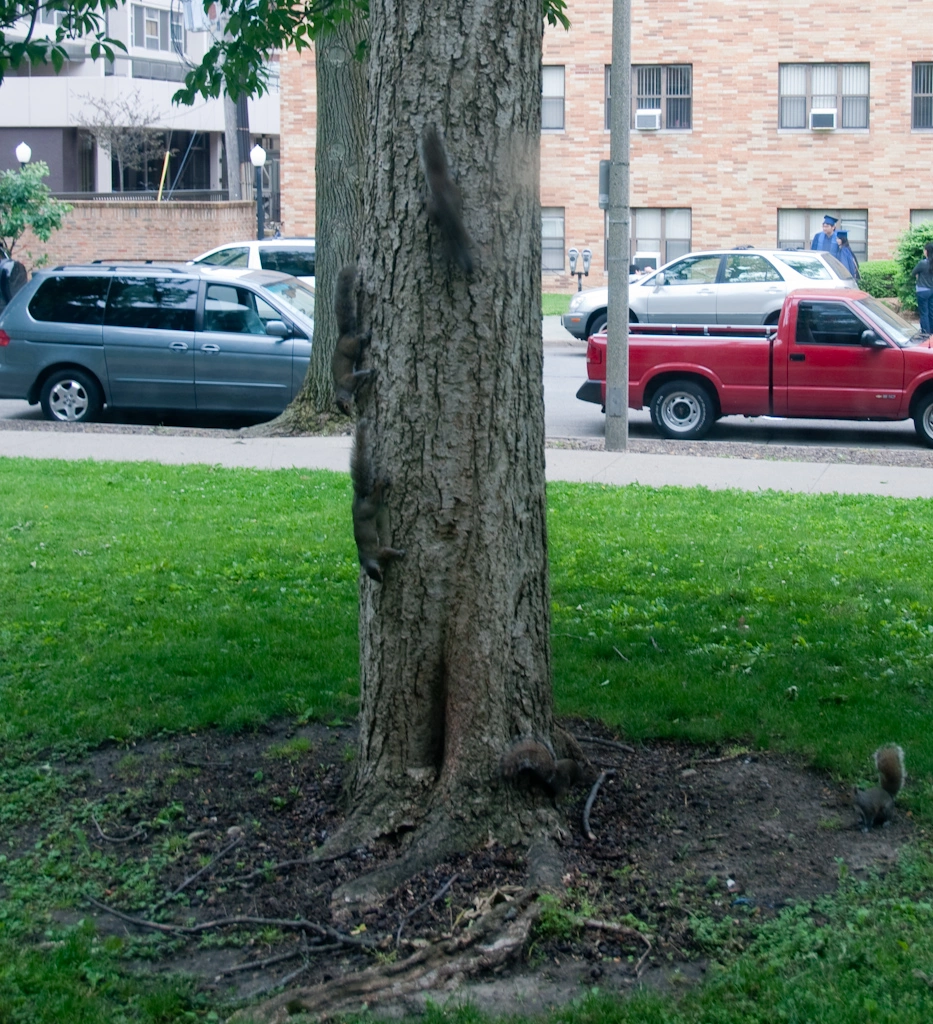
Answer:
[[857, 260, 897, 298], [893, 222, 933, 311]]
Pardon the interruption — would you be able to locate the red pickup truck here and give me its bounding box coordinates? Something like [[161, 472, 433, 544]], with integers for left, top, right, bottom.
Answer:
[[576, 289, 933, 447]]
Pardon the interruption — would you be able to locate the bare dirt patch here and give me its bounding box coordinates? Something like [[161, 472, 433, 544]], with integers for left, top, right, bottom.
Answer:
[[33, 719, 910, 1018]]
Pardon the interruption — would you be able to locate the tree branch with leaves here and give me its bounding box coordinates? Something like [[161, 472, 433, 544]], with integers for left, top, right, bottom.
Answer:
[[0, 0, 125, 85]]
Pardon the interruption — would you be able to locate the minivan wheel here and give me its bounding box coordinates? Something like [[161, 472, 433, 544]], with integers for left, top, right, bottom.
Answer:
[[650, 379, 714, 440], [40, 370, 102, 423]]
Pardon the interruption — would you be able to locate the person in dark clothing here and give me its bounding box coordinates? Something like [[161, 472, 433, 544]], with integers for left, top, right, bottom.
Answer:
[[811, 215, 839, 252], [911, 242, 933, 335], [835, 229, 860, 280]]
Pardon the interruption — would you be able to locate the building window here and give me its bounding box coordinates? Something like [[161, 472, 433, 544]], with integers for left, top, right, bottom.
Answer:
[[542, 66, 565, 131], [913, 64, 933, 129], [132, 5, 185, 53], [777, 209, 868, 261], [912, 210, 933, 227], [542, 207, 565, 271], [779, 64, 869, 129], [633, 65, 692, 129], [632, 208, 691, 265]]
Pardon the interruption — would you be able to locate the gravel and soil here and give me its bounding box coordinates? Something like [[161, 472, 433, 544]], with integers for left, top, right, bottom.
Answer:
[[23, 718, 911, 1018]]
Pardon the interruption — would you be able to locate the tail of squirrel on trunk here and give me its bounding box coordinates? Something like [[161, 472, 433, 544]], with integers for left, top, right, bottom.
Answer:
[[421, 125, 474, 275], [332, 265, 373, 415], [500, 737, 591, 802], [853, 744, 904, 831], [350, 419, 405, 583]]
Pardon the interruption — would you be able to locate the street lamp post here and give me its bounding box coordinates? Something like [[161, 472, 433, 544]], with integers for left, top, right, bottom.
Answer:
[[15, 142, 31, 168], [249, 144, 266, 240]]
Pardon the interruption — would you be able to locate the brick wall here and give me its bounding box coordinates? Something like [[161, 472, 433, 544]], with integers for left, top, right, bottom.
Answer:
[[279, 46, 317, 238], [15, 201, 256, 269]]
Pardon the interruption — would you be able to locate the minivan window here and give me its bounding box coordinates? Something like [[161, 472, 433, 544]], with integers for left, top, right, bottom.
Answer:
[[29, 276, 110, 324], [105, 277, 199, 331], [265, 279, 315, 322], [204, 284, 268, 334], [259, 248, 315, 278]]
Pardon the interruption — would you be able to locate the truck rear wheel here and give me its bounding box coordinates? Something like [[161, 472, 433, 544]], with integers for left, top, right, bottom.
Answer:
[[914, 392, 933, 447], [650, 380, 714, 440]]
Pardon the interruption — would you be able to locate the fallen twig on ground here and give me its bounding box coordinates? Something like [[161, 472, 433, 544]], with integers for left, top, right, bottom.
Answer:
[[583, 770, 613, 841]]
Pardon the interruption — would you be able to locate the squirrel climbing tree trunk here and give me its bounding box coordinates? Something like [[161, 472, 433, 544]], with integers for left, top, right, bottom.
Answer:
[[330, 0, 554, 899]]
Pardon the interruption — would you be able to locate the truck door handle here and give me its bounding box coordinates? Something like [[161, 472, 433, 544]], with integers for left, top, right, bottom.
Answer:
[[200, 344, 220, 353], [790, 353, 806, 362], [169, 341, 189, 352]]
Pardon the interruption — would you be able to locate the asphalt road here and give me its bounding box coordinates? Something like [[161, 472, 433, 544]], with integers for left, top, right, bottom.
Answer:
[[0, 317, 926, 450]]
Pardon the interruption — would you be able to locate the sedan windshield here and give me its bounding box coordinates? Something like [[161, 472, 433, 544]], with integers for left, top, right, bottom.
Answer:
[[265, 279, 315, 322], [858, 297, 924, 347]]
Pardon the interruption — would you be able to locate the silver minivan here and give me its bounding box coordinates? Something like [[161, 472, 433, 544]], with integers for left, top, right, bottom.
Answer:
[[0, 263, 314, 422]]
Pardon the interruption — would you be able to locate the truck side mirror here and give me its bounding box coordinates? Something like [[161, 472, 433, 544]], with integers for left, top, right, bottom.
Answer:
[[861, 329, 887, 348]]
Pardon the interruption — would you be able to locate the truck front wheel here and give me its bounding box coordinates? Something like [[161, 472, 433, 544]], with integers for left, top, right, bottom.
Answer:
[[913, 393, 933, 447], [650, 380, 714, 440]]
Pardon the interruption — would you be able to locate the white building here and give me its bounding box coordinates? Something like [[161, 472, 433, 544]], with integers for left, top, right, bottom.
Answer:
[[0, 1, 279, 200]]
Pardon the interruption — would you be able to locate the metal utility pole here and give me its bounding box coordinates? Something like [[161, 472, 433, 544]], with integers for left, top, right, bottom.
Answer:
[[605, 0, 631, 451]]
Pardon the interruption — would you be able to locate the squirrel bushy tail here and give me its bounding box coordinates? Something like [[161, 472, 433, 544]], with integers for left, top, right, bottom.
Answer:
[[421, 125, 474, 275], [331, 265, 372, 415], [350, 419, 405, 583], [853, 744, 904, 832]]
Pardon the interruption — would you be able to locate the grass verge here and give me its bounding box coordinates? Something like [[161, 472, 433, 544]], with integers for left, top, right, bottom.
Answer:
[[2, 457, 933, 1021]]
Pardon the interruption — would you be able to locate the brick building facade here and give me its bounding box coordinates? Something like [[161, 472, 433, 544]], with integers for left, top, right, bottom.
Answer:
[[278, 1, 933, 290]]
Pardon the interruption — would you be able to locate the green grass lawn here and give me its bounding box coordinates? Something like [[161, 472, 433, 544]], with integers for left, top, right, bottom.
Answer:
[[543, 292, 572, 316], [2, 457, 933, 1022]]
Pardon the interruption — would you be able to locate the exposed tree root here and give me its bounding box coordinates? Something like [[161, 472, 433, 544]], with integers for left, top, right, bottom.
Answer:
[[239, 404, 350, 438], [227, 887, 543, 1024]]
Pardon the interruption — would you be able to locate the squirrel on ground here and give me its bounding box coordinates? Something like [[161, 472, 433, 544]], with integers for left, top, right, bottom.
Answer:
[[853, 744, 905, 831], [350, 419, 405, 583], [421, 125, 474, 275], [500, 737, 589, 802], [332, 264, 373, 415]]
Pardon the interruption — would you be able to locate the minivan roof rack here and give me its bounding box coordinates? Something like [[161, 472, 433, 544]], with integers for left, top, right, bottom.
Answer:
[[51, 262, 191, 272]]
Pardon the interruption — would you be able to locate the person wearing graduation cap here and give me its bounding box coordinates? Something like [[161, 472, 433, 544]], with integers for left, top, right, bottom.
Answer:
[[834, 229, 860, 280], [811, 215, 839, 252]]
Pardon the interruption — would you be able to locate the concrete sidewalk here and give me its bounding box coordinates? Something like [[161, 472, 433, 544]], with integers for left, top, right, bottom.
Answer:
[[2, 428, 933, 498]]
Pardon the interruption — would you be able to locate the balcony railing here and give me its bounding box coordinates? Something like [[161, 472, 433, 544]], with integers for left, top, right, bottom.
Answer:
[[52, 189, 232, 202]]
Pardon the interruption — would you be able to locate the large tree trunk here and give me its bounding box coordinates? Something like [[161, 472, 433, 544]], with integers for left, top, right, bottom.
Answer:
[[247, 18, 369, 436], [332, 0, 552, 899]]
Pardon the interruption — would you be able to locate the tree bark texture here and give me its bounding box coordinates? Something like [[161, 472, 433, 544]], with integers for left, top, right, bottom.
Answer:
[[248, 19, 369, 435], [343, 0, 551, 862]]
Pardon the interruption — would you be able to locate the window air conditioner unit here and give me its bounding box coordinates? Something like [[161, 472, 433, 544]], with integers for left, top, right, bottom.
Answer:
[[635, 109, 662, 131], [809, 108, 837, 130]]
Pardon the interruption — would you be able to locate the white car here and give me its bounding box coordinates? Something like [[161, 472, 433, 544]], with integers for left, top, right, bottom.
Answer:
[[189, 238, 315, 285], [562, 248, 857, 339]]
